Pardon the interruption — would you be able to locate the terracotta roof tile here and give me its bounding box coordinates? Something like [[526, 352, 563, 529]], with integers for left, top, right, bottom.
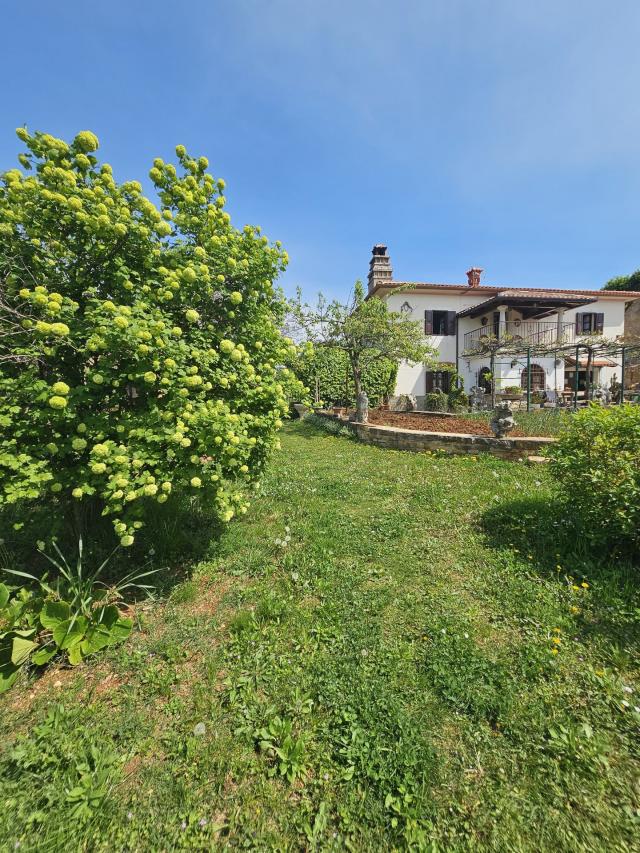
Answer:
[[372, 281, 640, 298]]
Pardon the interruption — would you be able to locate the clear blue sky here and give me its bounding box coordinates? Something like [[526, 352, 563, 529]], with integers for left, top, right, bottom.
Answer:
[[2, 1, 639, 298]]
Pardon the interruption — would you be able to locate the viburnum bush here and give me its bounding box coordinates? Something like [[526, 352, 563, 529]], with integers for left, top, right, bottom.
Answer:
[[0, 128, 304, 546]]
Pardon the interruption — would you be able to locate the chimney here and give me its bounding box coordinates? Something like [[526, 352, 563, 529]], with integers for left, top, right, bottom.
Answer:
[[466, 267, 484, 288], [368, 244, 393, 293]]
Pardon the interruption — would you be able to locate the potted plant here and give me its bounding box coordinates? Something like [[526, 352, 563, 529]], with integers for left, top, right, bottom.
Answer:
[[498, 385, 524, 401]]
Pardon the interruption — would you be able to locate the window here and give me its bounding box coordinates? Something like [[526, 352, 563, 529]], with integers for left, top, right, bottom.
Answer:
[[520, 364, 545, 391], [425, 370, 451, 393], [424, 310, 456, 336], [575, 312, 604, 335]]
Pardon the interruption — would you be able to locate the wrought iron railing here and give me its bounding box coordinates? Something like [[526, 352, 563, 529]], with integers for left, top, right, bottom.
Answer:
[[463, 321, 575, 353]]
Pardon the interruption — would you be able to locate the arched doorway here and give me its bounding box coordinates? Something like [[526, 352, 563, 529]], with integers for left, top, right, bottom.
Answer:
[[521, 364, 545, 391], [478, 367, 492, 394]]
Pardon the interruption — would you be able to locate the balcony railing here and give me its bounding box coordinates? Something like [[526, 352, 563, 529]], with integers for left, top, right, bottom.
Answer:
[[463, 321, 575, 354]]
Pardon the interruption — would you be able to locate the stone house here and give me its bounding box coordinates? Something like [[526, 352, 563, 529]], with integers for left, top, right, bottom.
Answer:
[[367, 245, 640, 408]]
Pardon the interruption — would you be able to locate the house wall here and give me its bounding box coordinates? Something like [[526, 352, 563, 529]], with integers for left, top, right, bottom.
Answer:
[[381, 289, 630, 404]]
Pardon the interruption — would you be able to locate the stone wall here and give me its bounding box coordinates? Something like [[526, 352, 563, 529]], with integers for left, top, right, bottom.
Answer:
[[315, 412, 555, 460]]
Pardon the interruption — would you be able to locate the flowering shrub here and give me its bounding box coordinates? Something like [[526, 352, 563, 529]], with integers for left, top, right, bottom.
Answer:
[[548, 404, 640, 550], [0, 129, 304, 545]]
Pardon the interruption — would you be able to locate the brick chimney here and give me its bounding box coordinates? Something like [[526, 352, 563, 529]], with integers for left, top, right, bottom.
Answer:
[[466, 267, 484, 288], [368, 244, 393, 293]]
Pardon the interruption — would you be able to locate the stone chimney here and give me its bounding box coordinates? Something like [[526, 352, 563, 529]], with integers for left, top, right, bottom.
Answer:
[[466, 267, 484, 288], [368, 245, 393, 293]]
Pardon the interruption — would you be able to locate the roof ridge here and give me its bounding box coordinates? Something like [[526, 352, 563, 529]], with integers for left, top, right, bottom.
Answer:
[[382, 281, 640, 297]]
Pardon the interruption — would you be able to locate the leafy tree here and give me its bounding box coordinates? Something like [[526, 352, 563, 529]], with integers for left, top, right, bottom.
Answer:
[[291, 345, 397, 407], [0, 128, 304, 546], [289, 282, 435, 421], [602, 270, 640, 291]]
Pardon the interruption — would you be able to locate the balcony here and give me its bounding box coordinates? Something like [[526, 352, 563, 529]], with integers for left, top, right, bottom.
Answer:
[[463, 321, 575, 354]]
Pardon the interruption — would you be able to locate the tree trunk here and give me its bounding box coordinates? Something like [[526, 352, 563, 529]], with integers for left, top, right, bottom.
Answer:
[[585, 348, 594, 401], [350, 355, 368, 423], [490, 351, 496, 408]]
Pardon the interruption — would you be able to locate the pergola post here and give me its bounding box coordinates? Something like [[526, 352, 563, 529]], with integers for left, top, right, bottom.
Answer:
[[573, 344, 580, 411], [620, 346, 626, 405], [526, 347, 531, 412]]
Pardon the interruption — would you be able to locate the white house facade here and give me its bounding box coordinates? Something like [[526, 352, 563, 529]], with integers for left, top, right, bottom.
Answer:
[[367, 245, 639, 407]]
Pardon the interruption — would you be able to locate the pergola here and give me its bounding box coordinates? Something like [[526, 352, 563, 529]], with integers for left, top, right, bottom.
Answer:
[[462, 335, 640, 411]]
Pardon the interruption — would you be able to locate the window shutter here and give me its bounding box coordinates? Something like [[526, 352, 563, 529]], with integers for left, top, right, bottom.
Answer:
[[446, 311, 457, 336], [595, 312, 604, 333], [424, 310, 433, 335], [425, 371, 434, 393], [575, 313, 582, 334]]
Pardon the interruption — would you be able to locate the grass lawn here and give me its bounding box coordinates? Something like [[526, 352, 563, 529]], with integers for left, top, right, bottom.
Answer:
[[1, 418, 638, 851], [464, 408, 569, 436]]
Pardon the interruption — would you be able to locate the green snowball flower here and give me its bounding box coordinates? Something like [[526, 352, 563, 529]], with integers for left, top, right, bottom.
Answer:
[[185, 309, 199, 323], [72, 438, 87, 451], [72, 487, 83, 499], [92, 373, 104, 384], [143, 371, 157, 384], [48, 396, 67, 409], [74, 130, 99, 152], [50, 322, 70, 336], [190, 477, 202, 488], [120, 534, 135, 547], [230, 291, 243, 305], [51, 381, 70, 396]]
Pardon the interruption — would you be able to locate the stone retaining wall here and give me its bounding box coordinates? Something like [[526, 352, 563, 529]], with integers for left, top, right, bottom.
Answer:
[[315, 412, 555, 460]]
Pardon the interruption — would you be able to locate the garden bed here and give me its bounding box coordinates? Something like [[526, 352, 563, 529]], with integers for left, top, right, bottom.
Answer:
[[367, 409, 529, 436]]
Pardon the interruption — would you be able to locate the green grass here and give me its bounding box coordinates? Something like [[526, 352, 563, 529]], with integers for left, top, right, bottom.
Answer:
[[464, 408, 570, 436], [1, 420, 639, 851]]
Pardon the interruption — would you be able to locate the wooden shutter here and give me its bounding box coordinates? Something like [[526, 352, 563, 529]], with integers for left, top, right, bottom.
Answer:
[[575, 312, 583, 334], [446, 311, 457, 336], [425, 371, 434, 393], [595, 312, 604, 333], [424, 310, 433, 334]]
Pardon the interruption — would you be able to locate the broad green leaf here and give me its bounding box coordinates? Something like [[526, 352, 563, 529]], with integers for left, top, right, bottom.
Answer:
[[0, 664, 19, 693], [94, 604, 120, 630], [67, 643, 84, 666], [11, 635, 38, 666], [32, 646, 57, 665], [53, 615, 88, 650], [0, 583, 9, 609], [80, 623, 113, 655], [106, 617, 132, 645], [40, 600, 71, 630]]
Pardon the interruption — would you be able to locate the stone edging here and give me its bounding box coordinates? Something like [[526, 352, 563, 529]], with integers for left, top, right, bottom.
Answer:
[[315, 412, 555, 460]]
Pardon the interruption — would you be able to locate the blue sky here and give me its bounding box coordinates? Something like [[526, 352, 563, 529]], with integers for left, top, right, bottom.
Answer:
[[2, 1, 640, 298]]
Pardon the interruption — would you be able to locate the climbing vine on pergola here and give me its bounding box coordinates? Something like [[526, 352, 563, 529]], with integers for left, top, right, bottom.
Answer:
[[462, 332, 640, 410]]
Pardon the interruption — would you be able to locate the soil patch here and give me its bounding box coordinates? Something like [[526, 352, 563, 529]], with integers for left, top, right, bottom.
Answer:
[[366, 411, 527, 436]]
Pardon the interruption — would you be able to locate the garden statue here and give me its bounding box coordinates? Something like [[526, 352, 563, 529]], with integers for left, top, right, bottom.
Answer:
[[490, 401, 516, 438], [590, 384, 611, 404], [356, 390, 369, 423], [391, 394, 417, 412], [469, 386, 486, 411]]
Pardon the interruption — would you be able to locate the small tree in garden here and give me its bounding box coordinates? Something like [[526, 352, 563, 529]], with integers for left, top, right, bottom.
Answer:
[[0, 128, 304, 547], [289, 282, 435, 421]]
